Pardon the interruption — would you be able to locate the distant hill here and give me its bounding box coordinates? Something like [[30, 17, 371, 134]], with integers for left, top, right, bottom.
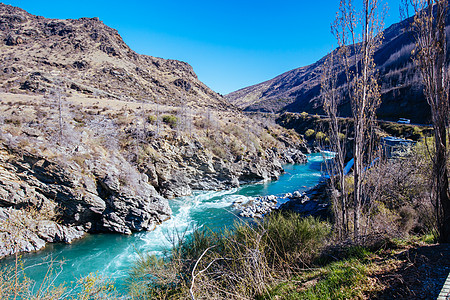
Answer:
[[0, 3, 229, 109], [225, 13, 448, 123]]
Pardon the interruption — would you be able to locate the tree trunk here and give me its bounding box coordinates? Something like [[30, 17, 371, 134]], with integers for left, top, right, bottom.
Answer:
[[353, 136, 361, 239], [436, 120, 450, 242]]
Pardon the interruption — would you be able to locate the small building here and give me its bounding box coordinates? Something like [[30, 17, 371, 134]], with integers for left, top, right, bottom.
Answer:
[[381, 136, 416, 158]]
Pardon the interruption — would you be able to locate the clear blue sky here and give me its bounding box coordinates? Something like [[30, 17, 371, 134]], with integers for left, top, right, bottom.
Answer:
[[3, 0, 402, 95]]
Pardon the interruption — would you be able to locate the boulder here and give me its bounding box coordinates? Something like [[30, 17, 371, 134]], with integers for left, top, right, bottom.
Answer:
[[279, 182, 330, 219], [293, 191, 302, 198]]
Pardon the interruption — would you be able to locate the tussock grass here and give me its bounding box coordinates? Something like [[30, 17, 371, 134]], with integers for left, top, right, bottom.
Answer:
[[0, 260, 118, 300], [127, 213, 331, 299]]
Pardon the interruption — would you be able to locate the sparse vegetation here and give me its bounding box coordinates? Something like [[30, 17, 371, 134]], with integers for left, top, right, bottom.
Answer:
[[162, 114, 178, 128], [264, 258, 373, 300], [304, 129, 315, 139], [0, 261, 118, 300], [128, 214, 331, 299]]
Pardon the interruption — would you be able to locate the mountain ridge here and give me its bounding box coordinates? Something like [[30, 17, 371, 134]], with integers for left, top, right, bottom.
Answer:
[[0, 3, 230, 109], [226, 14, 437, 123]]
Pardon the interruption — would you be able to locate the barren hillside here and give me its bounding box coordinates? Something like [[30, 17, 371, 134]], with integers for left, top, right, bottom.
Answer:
[[0, 3, 230, 109]]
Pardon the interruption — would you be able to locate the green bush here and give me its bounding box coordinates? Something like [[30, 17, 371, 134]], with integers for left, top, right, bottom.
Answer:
[[162, 115, 178, 128], [147, 115, 157, 124], [305, 129, 315, 139], [315, 131, 326, 140], [300, 112, 309, 119]]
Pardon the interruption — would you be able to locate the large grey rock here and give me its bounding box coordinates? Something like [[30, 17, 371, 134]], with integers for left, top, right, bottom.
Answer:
[[0, 207, 85, 258], [0, 143, 171, 258], [36, 220, 85, 243]]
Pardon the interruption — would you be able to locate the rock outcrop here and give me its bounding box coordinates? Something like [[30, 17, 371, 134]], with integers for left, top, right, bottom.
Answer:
[[0, 208, 85, 257], [142, 137, 307, 198], [0, 143, 171, 258], [233, 180, 330, 220], [279, 181, 331, 219]]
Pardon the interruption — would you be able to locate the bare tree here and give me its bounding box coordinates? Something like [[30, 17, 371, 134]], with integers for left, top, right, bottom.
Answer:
[[205, 108, 213, 137], [185, 106, 193, 138], [332, 0, 385, 239], [176, 100, 190, 138], [47, 81, 68, 146], [408, 0, 450, 242], [88, 117, 120, 151], [155, 102, 162, 138], [321, 52, 349, 238], [133, 110, 145, 163]]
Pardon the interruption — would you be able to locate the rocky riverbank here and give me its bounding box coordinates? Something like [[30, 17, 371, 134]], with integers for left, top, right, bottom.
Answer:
[[233, 180, 331, 219], [146, 136, 307, 198], [278, 181, 331, 219], [0, 142, 171, 258], [0, 125, 308, 258]]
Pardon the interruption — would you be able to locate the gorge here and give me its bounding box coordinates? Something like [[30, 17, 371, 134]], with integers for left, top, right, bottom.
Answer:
[[2, 153, 326, 294]]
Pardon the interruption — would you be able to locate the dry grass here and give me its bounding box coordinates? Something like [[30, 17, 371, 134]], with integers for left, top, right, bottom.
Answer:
[[128, 214, 331, 299]]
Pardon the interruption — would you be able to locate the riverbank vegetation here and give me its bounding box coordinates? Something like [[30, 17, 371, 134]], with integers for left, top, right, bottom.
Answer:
[[123, 138, 446, 299], [0, 99, 446, 299], [2, 178, 446, 299]]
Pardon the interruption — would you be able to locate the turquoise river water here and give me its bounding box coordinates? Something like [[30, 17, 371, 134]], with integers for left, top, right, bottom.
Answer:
[[1, 153, 327, 294]]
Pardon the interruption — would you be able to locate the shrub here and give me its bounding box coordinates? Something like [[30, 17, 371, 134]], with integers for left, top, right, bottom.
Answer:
[[315, 131, 326, 140], [128, 213, 331, 299], [162, 115, 178, 128], [0, 260, 118, 299], [360, 143, 435, 236], [305, 129, 315, 139], [147, 115, 157, 124]]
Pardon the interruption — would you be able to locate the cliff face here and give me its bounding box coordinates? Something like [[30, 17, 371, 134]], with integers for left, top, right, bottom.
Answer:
[[0, 139, 171, 257], [226, 14, 446, 123], [0, 3, 229, 109]]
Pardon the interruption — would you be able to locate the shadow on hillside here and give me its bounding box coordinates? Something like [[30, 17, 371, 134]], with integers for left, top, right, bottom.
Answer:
[[371, 243, 450, 299]]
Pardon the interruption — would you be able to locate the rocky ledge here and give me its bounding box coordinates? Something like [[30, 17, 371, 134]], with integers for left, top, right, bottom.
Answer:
[[0, 143, 171, 258], [0, 208, 85, 257], [233, 181, 331, 219], [142, 136, 308, 198], [233, 195, 279, 218], [278, 181, 331, 219]]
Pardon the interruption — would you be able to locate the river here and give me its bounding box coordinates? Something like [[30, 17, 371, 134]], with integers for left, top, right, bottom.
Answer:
[[1, 153, 327, 295]]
